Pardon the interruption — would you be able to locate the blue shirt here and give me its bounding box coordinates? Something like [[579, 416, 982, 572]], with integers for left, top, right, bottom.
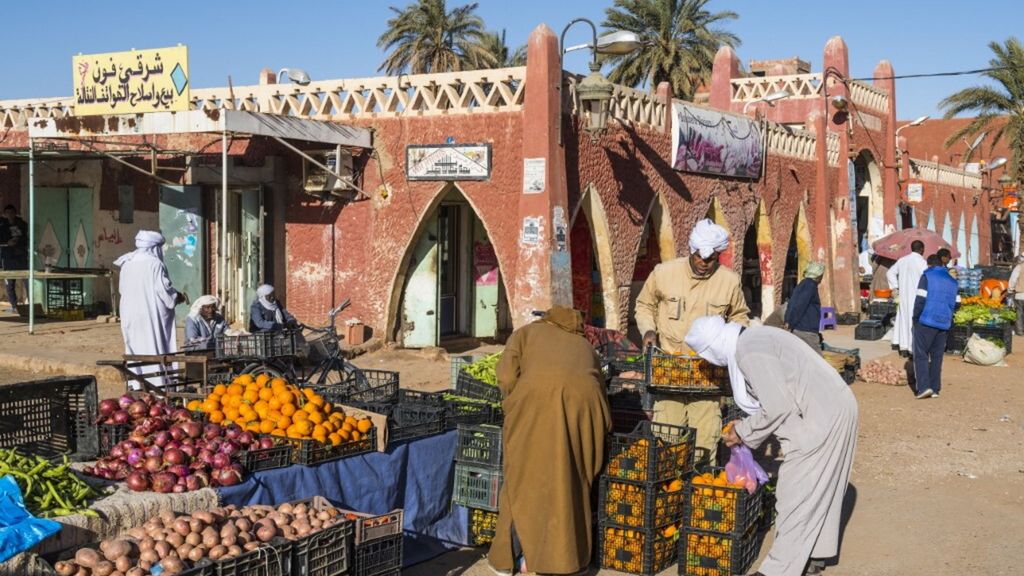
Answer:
[[784, 278, 821, 333], [249, 300, 296, 332]]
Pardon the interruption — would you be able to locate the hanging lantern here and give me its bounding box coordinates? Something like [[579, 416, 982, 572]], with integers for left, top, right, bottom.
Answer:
[[575, 61, 615, 138]]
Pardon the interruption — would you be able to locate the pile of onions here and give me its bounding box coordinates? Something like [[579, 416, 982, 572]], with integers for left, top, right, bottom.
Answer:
[[86, 401, 274, 490], [859, 360, 907, 386], [53, 503, 350, 576]]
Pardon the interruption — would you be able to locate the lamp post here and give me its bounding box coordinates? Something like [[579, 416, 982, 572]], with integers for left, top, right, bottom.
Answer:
[[557, 19, 642, 145], [741, 89, 792, 117], [895, 115, 928, 185], [278, 68, 311, 86]]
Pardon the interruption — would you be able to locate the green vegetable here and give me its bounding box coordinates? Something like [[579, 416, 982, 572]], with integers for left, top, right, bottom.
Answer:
[[953, 304, 1016, 326], [462, 353, 503, 387], [0, 450, 100, 518], [441, 393, 501, 409]]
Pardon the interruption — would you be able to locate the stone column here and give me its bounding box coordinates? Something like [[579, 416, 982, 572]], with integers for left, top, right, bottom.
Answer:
[[875, 60, 899, 236]]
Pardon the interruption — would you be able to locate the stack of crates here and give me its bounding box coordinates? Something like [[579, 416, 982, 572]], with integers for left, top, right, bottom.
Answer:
[[451, 423, 503, 546], [597, 421, 695, 575], [601, 344, 652, 434], [679, 467, 765, 576]]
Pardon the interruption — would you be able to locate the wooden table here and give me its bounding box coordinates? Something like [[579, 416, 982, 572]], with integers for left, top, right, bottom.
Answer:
[[0, 268, 117, 317]]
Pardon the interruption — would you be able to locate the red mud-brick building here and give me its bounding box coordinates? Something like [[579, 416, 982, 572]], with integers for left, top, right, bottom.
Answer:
[[0, 26, 995, 347]]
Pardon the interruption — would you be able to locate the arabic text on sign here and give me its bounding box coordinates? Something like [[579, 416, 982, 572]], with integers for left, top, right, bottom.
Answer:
[[73, 46, 190, 116]]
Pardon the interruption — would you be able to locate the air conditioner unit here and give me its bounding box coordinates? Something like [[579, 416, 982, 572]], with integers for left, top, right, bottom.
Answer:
[[303, 149, 354, 197]]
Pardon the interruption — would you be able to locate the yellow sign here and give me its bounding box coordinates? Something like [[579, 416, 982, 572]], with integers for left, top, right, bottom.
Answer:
[[72, 46, 190, 115]]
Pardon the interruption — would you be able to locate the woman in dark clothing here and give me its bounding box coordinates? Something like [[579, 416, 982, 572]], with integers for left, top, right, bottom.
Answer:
[[784, 262, 825, 354]]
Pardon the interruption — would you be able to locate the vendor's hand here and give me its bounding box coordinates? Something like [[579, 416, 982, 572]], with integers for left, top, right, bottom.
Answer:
[[721, 423, 743, 447], [641, 330, 659, 350], [176, 292, 188, 305]]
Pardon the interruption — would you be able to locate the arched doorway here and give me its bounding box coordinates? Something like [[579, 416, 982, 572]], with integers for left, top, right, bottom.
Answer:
[[941, 212, 954, 262], [926, 209, 936, 231], [706, 197, 734, 268], [627, 194, 675, 340], [853, 151, 884, 255], [570, 186, 619, 330], [970, 216, 980, 267], [782, 204, 812, 304], [957, 212, 969, 267], [391, 185, 509, 348], [740, 202, 773, 319]]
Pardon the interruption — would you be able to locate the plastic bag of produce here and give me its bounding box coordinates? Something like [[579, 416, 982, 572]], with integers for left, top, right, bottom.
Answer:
[[963, 334, 1007, 367], [724, 444, 769, 494], [0, 476, 61, 563]]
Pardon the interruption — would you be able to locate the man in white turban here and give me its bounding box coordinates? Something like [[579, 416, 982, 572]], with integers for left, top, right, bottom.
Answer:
[[183, 295, 225, 350], [686, 315, 858, 576], [114, 231, 186, 388], [249, 284, 296, 332], [634, 218, 749, 462]]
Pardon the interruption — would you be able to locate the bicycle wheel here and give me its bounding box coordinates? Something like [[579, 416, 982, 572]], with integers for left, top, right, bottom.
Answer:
[[314, 359, 362, 388], [240, 361, 289, 380]]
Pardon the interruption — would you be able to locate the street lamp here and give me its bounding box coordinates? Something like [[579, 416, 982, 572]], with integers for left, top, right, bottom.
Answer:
[[278, 68, 311, 86], [558, 19, 642, 145], [895, 115, 929, 139], [741, 89, 792, 115], [962, 131, 987, 164], [983, 156, 1008, 172]]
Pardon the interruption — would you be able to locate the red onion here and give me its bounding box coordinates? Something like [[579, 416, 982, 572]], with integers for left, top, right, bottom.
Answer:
[[144, 455, 164, 473], [205, 438, 222, 453], [111, 410, 131, 425], [181, 421, 203, 440], [172, 484, 187, 493], [185, 472, 208, 491], [258, 437, 275, 450], [218, 441, 240, 458], [144, 445, 163, 459], [152, 431, 172, 448], [203, 424, 222, 441], [115, 462, 132, 480], [83, 466, 95, 476], [169, 425, 186, 442], [126, 448, 145, 466], [164, 440, 182, 451], [170, 408, 192, 422], [149, 404, 164, 418], [118, 395, 136, 410], [179, 444, 197, 458], [128, 401, 149, 419], [98, 399, 119, 419], [163, 448, 187, 466], [197, 449, 216, 466], [151, 472, 177, 494], [109, 444, 126, 460], [215, 465, 244, 487], [211, 452, 232, 470], [237, 432, 254, 447], [224, 424, 242, 441], [167, 464, 189, 479]]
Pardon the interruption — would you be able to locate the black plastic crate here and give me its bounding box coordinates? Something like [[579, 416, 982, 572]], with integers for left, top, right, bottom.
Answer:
[[854, 319, 886, 341], [335, 508, 404, 545], [238, 440, 293, 473], [607, 377, 652, 411], [598, 476, 686, 528], [316, 370, 400, 406], [97, 422, 131, 457], [214, 537, 292, 576], [945, 324, 972, 355], [821, 343, 860, 386], [455, 423, 502, 466], [679, 528, 762, 576], [610, 408, 652, 435], [720, 401, 745, 427], [289, 497, 354, 576], [181, 559, 214, 576], [454, 371, 502, 403], [685, 467, 763, 536], [972, 323, 1014, 354], [0, 376, 98, 461], [468, 507, 498, 546], [388, 398, 446, 443], [603, 347, 647, 393], [647, 350, 729, 395], [215, 331, 299, 359], [443, 395, 499, 429], [274, 427, 376, 466], [867, 300, 897, 323], [352, 533, 403, 576], [605, 421, 696, 483], [452, 461, 502, 512], [597, 523, 679, 575]]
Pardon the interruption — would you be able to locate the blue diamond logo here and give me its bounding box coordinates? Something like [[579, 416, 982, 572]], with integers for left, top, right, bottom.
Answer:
[[170, 63, 188, 95]]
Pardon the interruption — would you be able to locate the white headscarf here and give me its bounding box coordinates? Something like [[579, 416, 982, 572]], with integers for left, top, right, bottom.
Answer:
[[256, 284, 284, 325], [188, 295, 220, 319], [689, 219, 730, 259], [685, 315, 762, 415], [113, 230, 166, 267]]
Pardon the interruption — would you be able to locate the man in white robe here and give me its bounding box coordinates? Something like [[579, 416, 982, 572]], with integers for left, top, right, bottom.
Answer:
[[886, 241, 928, 355], [686, 316, 858, 576], [114, 231, 186, 388]]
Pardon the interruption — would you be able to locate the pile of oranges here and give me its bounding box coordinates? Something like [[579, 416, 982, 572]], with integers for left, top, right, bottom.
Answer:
[[186, 374, 373, 446]]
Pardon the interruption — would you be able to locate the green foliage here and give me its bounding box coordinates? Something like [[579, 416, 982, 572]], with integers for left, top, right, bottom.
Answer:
[[953, 303, 1017, 325], [377, 0, 494, 74], [462, 352, 503, 386]]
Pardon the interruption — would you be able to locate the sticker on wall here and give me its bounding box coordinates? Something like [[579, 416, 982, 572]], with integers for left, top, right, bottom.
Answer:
[[523, 158, 546, 194], [474, 241, 499, 285], [553, 206, 567, 252], [906, 181, 924, 203], [521, 216, 542, 245]]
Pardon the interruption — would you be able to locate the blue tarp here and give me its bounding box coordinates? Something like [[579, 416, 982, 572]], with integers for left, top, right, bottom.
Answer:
[[216, 431, 470, 567]]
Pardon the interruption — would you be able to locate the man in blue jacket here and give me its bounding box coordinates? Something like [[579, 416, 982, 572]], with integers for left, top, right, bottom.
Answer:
[[784, 262, 826, 354], [912, 255, 958, 399]]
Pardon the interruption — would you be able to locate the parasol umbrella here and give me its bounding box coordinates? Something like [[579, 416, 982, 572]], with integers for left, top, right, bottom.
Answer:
[[871, 228, 959, 261]]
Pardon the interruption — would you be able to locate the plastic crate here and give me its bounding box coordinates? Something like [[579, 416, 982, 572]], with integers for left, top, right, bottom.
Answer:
[[443, 396, 499, 429], [603, 347, 647, 396], [854, 319, 886, 341], [597, 523, 678, 575], [180, 559, 214, 576], [598, 476, 686, 528], [647, 350, 729, 395], [335, 508, 404, 545], [972, 323, 1014, 354], [468, 507, 498, 546], [97, 422, 131, 456], [450, 354, 485, 388], [238, 440, 293, 473], [213, 537, 292, 576], [352, 533, 403, 576], [605, 421, 696, 483], [685, 467, 764, 536], [388, 398, 446, 443], [610, 408, 652, 435], [945, 325, 972, 355], [679, 528, 762, 576], [289, 497, 354, 576], [452, 462, 503, 512], [0, 376, 98, 461], [316, 370, 400, 405], [454, 371, 502, 403], [607, 376, 652, 411], [214, 331, 299, 359], [867, 300, 897, 323], [274, 427, 376, 466], [720, 401, 745, 427], [455, 423, 503, 466]]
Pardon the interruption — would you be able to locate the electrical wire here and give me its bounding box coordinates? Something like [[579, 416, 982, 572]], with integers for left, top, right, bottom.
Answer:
[[848, 64, 1024, 82]]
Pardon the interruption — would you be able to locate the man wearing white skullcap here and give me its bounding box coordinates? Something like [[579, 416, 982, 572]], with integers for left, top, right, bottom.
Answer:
[[634, 217, 749, 462], [685, 316, 858, 576], [114, 230, 187, 388]]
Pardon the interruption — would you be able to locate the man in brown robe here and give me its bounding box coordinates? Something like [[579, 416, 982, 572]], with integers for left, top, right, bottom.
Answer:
[[488, 307, 612, 575]]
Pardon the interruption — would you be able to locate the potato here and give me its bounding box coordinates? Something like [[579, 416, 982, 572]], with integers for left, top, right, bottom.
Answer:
[[92, 561, 114, 576], [173, 519, 191, 537], [160, 558, 185, 575], [166, 533, 185, 548], [126, 569, 145, 576], [243, 542, 260, 552], [159, 511, 176, 525], [177, 544, 193, 560], [54, 561, 76, 576], [154, 541, 172, 559], [114, 556, 132, 574], [138, 549, 158, 565], [192, 511, 214, 525], [188, 546, 206, 563], [127, 528, 147, 541], [75, 549, 102, 568], [138, 538, 155, 552], [226, 545, 243, 557], [208, 545, 227, 560]]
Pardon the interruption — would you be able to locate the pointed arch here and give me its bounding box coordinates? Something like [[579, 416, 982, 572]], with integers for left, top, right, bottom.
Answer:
[[782, 203, 813, 303], [706, 197, 734, 267], [969, 215, 980, 267], [957, 211, 968, 267], [941, 212, 953, 250], [741, 201, 774, 319], [571, 184, 620, 331], [926, 209, 936, 231]]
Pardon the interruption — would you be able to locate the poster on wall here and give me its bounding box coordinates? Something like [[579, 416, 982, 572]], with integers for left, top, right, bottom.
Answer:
[[523, 158, 546, 194], [906, 181, 924, 203], [670, 102, 763, 179], [406, 144, 491, 180]]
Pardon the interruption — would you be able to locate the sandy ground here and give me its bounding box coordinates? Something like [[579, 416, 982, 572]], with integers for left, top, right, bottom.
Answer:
[[1, 315, 1021, 575]]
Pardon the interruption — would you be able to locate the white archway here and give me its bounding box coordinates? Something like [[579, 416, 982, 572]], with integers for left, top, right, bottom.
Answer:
[[571, 185, 621, 331], [853, 150, 885, 251]]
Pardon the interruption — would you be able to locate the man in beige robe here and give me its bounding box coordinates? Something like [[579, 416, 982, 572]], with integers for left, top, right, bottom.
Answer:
[[488, 307, 612, 576], [686, 316, 858, 576], [635, 219, 749, 462]]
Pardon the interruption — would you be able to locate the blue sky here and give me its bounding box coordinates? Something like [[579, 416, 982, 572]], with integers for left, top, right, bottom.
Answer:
[[1, 0, 1019, 119]]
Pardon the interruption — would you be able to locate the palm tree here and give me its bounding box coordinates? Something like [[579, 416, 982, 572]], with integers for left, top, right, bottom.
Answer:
[[940, 37, 1024, 177], [477, 29, 527, 68], [601, 0, 739, 100], [377, 0, 495, 75]]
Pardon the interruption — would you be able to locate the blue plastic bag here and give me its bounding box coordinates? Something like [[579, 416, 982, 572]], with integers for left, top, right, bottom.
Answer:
[[0, 475, 62, 563], [724, 445, 769, 494]]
